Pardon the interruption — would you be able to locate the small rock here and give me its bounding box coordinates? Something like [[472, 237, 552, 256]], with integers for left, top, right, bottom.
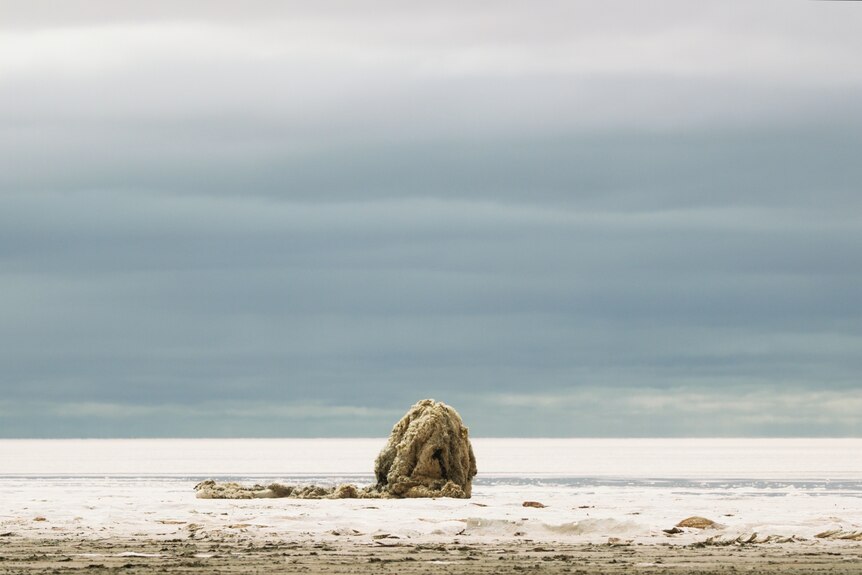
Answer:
[[676, 516, 716, 529], [522, 501, 546, 508], [33, 517, 47, 522], [663, 527, 683, 534]]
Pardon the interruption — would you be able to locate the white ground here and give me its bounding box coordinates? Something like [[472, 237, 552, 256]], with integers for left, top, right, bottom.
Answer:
[[1, 438, 860, 545]]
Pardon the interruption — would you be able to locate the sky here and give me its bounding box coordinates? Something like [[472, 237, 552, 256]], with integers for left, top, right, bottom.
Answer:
[[1, 1, 861, 438]]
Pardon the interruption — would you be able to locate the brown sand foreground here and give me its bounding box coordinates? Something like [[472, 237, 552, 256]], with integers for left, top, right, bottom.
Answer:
[[2, 537, 861, 574]]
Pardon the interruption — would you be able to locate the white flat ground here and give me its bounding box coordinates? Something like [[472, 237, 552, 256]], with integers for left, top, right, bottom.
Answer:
[[1, 438, 860, 545]]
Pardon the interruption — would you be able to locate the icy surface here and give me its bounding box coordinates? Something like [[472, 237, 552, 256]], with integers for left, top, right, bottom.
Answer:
[[1, 438, 860, 544]]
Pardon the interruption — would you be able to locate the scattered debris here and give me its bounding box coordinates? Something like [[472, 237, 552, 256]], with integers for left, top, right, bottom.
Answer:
[[815, 529, 862, 541], [695, 533, 805, 546], [330, 529, 363, 536]]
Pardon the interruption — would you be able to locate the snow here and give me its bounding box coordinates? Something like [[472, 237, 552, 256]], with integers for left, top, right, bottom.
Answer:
[[1, 438, 860, 544]]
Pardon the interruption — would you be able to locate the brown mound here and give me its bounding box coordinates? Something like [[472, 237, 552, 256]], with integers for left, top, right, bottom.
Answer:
[[194, 399, 477, 500], [374, 399, 477, 498], [676, 516, 716, 529]]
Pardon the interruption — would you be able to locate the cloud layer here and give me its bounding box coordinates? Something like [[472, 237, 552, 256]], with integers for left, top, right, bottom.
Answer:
[[1, 1, 861, 436]]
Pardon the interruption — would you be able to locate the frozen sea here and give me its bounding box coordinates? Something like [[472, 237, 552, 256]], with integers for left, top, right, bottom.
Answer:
[[1, 438, 861, 544]]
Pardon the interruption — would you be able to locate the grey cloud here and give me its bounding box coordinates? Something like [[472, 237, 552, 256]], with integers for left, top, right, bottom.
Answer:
[[3, 130, 862, 211], [1, 1, 861, 437]]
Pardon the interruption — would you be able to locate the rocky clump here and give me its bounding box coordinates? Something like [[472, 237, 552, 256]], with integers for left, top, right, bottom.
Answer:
[[373, 399, 477, 498], [676, 516, 717, 529], [193, 480, 379, 499], [194, 399, 477, 500]]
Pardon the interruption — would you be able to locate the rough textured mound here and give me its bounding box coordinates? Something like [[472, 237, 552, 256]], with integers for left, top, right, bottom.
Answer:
[[677, 516, 717, 529], [193, 480, 379, 499], [374, 399, 477, 498], [194, 399, 477, 500]]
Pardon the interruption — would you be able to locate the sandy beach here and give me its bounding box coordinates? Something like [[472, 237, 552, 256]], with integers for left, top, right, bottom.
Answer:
[[2, 535, 862, 574]]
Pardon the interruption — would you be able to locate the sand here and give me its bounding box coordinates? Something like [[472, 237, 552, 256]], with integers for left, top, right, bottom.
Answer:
[[1, 535, 861, 574]]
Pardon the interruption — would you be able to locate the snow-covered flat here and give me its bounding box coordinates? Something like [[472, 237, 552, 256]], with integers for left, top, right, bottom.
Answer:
[[1, 438, 860, 545]]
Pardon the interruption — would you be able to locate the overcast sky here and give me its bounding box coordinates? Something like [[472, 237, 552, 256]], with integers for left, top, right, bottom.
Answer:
[[1, 1, 861, 437]]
